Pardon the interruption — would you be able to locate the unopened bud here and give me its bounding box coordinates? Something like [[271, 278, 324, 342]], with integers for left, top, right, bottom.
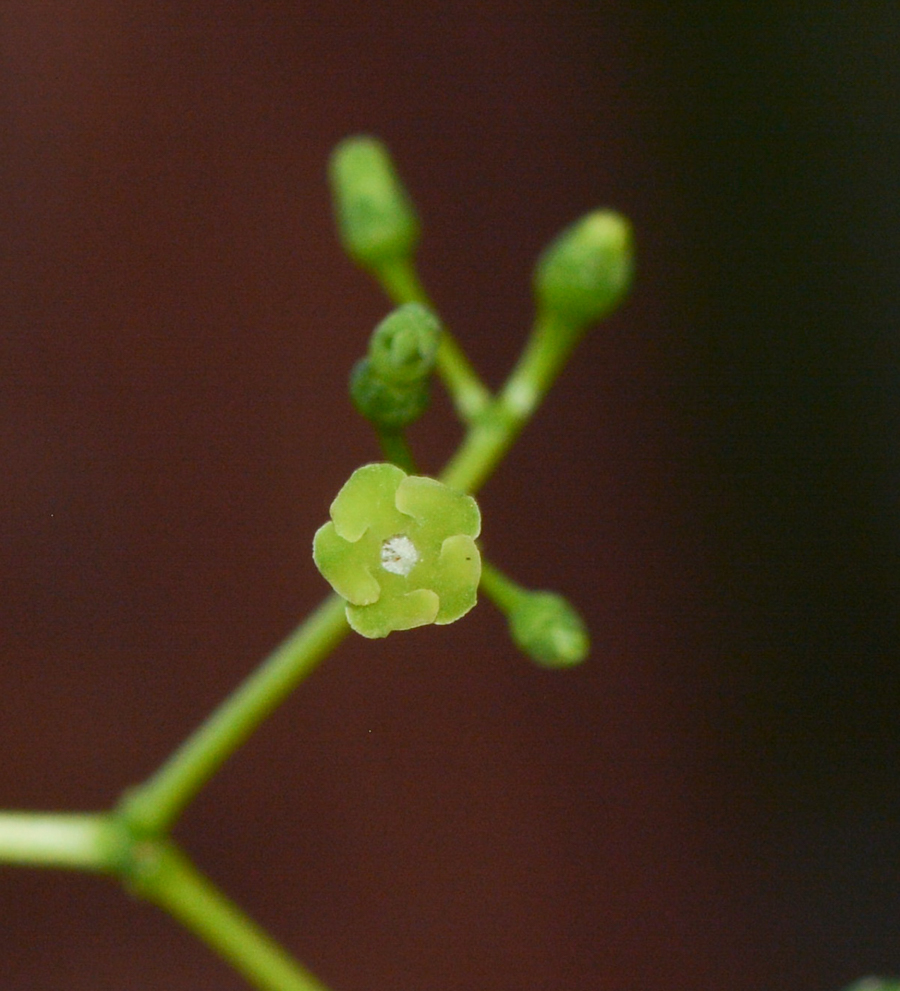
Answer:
[[369, 303, 441, 385], [509, 591, 589, 668], [350, 304, 441, 430], [534, 210, 634, 330], [329, 136, 420, 270]]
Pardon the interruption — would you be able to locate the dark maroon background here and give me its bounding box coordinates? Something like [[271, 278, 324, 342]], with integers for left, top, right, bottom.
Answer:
[[2, 3, 898, 990]]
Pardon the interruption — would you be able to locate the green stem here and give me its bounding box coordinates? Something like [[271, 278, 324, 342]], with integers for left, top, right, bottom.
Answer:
[[478, 559, 529, 614], [129, 839, 329, 991], [375, 258, 493, 422], [372, 256, 427, 306], [436, 331, 493, 421], [0, 812, 126, 872], [375, 427, 417, 474], [120, 594, 349, 836], [501, 309, 582, 412], [439, 401, 521, 493], [440, 311, 576, 493]]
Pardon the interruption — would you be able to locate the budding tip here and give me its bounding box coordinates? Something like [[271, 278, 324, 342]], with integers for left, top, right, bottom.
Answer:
[[328, 135, 420, 269], [534, 208, 635, 330], [510, 591, 590, 669]]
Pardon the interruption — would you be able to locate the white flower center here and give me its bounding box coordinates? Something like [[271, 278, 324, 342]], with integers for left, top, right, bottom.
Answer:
[[380, 535, 419, 577]]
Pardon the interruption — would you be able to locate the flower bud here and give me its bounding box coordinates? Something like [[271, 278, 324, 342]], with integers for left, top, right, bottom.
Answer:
[[349, 358, 431, 430], [369, 303, 441, 384], [509, 591, 589, 668], [350, 303, 441, 429], [533, 210, 634, 329], [329, 136, 420, 270]]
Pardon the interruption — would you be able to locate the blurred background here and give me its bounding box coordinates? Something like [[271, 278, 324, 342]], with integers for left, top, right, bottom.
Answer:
[[1, 3, 898, 989]]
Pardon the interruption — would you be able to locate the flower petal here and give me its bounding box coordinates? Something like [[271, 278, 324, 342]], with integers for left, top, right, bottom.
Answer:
[[346, 588, 440, 638], [313, 521, 381, 604], [330, 462, 410, 541], [432, 534, 481, 624], [394, 475, 481, 540]]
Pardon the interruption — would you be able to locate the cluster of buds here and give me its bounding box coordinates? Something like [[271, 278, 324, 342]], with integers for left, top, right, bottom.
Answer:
[[319, 135, 635, 664]]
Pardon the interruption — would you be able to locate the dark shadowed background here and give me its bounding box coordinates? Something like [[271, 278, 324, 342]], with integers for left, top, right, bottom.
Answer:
[[1, 3, 898, 989]]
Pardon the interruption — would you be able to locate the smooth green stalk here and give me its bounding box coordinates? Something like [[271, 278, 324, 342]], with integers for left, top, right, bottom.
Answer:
[[436, 331, 494, 422], [375, 427, 417, 473], [502, 310, 585, 418], [129, 839, 329, 991], [440, 310, 582, 494], [373, 256, 427, 307], [120, 594, 349, 836], [439, 400, 519, 494], [479, 559, 529, 613], [0, 812, 127, 872]]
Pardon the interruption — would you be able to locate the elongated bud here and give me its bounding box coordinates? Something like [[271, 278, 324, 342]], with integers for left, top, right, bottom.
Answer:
[[534, 210, 634, 330], [350, 303, 441, 430], [509, 591, 589, 668], [329, 136, 420, 270]]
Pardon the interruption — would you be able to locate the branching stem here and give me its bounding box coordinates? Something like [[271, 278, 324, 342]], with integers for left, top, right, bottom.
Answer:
[[128, 839, 329, 991], [120, 593, 349, 836], [0, 142, 616, 991], [440, 312, 577, 493]]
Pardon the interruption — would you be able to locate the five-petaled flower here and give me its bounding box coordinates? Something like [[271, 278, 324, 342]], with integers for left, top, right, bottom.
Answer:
[[313, 463, 482, 638]]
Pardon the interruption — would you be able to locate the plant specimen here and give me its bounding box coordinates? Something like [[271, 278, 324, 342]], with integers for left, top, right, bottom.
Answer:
[[0, 136, 633, 990]]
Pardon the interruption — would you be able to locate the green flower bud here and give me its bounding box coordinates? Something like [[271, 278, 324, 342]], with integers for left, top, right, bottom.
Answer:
[[509, 591, 589, 668], [368, 303, 440, 384], [313, 463, 482, 638], [533, 210, 634, 329], [349, 303, 441, 429], [329, 136, 420, 270], [349, 358, 431, 430]]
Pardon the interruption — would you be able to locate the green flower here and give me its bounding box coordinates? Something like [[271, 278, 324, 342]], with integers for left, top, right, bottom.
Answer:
[[313, 463, 481, 638]]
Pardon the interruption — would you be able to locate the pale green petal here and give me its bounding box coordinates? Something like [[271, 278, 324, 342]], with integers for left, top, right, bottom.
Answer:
[[315, 463, 483, 638], [346, 588, 440, 638], [432, 534, 481, 624], [395, 475, 481, 540], [330, 462, 410, 541], [313, 522, 381, 605]]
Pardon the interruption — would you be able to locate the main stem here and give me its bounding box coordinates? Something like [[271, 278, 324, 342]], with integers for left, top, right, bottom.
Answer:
[[0, 812, 126, 872], [121, 593, 349, 835]]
